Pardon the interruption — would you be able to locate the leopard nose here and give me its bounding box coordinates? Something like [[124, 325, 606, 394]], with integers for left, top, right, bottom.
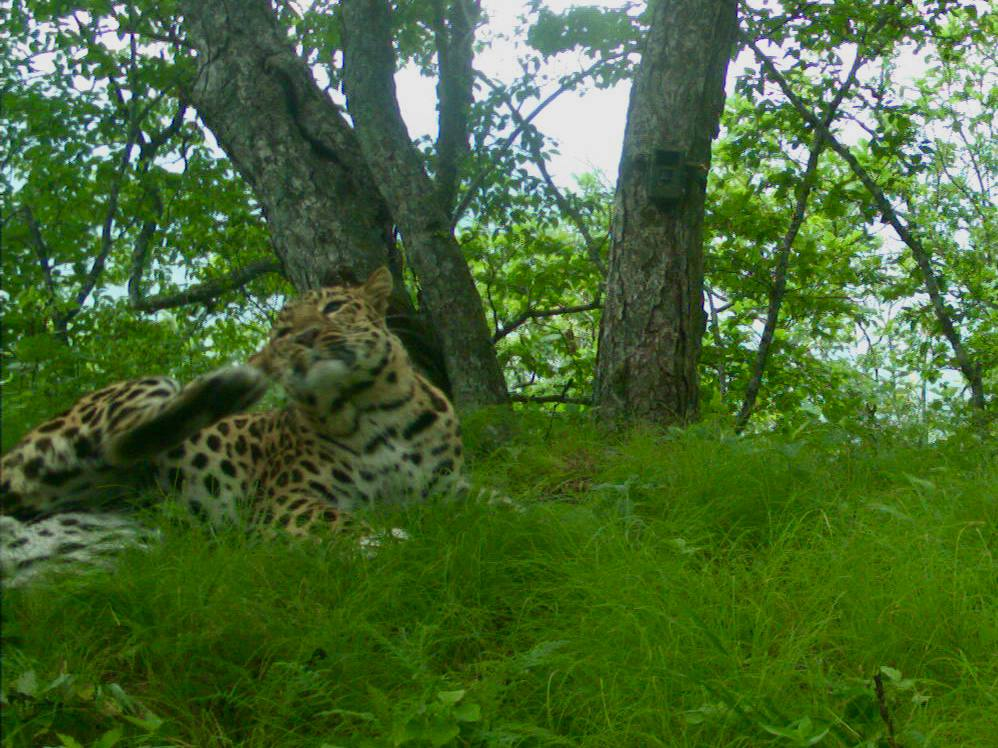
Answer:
[[294, 328, 320, 347]]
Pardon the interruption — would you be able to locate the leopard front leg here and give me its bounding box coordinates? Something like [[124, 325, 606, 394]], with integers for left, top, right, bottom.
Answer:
[[1, 366, 267, 519]]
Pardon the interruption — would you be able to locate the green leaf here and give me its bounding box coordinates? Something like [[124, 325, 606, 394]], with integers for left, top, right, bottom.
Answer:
[[436, 689, 465, 705], [93, 728, 124, 748], [14, 670, 38, 696], [880, 666, 903, 682], [452, 702, 481, 722]]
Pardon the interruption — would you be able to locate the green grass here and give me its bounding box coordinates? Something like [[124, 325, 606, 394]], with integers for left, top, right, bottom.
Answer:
[[2, 414, 996, 747]]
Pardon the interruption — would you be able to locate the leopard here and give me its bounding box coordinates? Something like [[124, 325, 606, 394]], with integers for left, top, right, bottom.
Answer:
[[1, 267, 467, 586]]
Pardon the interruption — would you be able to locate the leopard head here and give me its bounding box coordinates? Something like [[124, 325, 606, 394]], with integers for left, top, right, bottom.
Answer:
[[249, 267, 403, 409]]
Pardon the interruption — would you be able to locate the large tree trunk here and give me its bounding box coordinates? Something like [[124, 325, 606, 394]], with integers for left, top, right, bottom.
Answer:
[[179, 0, 392, 290], [178, 0, 506, 407], [594, 0, 738, 424]]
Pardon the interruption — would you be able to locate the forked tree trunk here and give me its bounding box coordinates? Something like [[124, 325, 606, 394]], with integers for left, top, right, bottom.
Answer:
[[178, 0, 506, 407], [595, 0, 738, 424], [179, 0, 394, 290]]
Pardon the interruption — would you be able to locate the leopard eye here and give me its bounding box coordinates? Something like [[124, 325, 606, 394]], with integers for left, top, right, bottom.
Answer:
[[274, 327, 292, 339], [322, 300, 344, 315]]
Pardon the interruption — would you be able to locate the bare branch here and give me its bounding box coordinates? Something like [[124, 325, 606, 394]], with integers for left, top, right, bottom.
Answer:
[[126, 193, 163, 309], [63, 36, 144, 323], [452, 56, 618, 228], [19, 206, 59, 305], [139, 100, 188, 161], [736, 42, 866, 433], [705, 284, 729, 399], [494, 301, 602, 342]]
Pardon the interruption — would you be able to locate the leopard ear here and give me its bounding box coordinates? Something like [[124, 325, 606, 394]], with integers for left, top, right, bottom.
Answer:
[[362, 266, 393, 316]]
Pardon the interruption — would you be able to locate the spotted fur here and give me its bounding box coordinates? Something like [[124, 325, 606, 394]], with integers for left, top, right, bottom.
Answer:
[[1, 268, 466, 585]]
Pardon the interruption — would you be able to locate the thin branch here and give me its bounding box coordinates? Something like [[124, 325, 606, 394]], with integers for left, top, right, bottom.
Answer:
[[64, 39, 144, 323], [452, 56, 618, 228], [705, 284, 728, 399], [494, 301, 602, 342], [736, 42, 866, 433], [139, 100, 188, 160], [478, 72, 608, 276], [127, 190, 164, 308], [510, 394, 592, 405], [746, 35, 987, 411], [129, 259, 284, 313], [19, 206, 59, 305]]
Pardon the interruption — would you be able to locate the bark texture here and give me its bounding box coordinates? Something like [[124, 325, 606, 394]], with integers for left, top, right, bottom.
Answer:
[[339, 0, 507, 408], [595, 0, 738, 424], [178, 0, 504, 405], [431, 0, 481, 214], [179, 0, 393, 290]]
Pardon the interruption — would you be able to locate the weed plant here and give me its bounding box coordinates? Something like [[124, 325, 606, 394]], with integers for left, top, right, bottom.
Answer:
[[2, 413, 995, 746]]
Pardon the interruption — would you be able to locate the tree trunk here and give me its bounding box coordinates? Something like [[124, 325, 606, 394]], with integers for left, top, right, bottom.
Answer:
[[179, 0, 393, 290], [431, 0, 481, 215], [339, 0, 507, 408], [595, 0, 738, 424], [178, 0, 505, 406]]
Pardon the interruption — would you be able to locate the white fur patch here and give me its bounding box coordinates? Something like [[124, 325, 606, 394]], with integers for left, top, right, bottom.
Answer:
[[304, 359, 352, 393], [358, 527, 410, 557], [0, 513, 152, 587]]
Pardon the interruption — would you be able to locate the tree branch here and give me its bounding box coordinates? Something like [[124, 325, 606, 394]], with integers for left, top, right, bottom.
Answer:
[[736, 42, 866, 433], [452, 56, 616, 229], [340, 0, 507, 406], [705, 284, 729, 399], [431, 0, 481, 213], [64, 37, 145, 324], [138, 100, 188, 161], [746, 35, 987, 411], [478, 72, 608, 276], [129, 259, 284, 313], [494, 301, 602, 342], [19, 206, 59, 306]]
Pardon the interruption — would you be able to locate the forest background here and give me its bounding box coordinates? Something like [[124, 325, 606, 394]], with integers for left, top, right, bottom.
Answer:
[[2, 0, 995, 443]]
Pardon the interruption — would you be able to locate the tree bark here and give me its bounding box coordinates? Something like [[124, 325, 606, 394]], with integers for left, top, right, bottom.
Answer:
[[431, 0, 481, 214], [178, 0, 502, 404], [179, 0, 394, 290], [595, 0, 738, 424], [339, 0, 507, 408]]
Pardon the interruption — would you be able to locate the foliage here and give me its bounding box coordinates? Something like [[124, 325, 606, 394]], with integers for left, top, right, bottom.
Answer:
[[1, 0, 289, 448], [2, 415, 996, 746], [2, 0, 995, 440]]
